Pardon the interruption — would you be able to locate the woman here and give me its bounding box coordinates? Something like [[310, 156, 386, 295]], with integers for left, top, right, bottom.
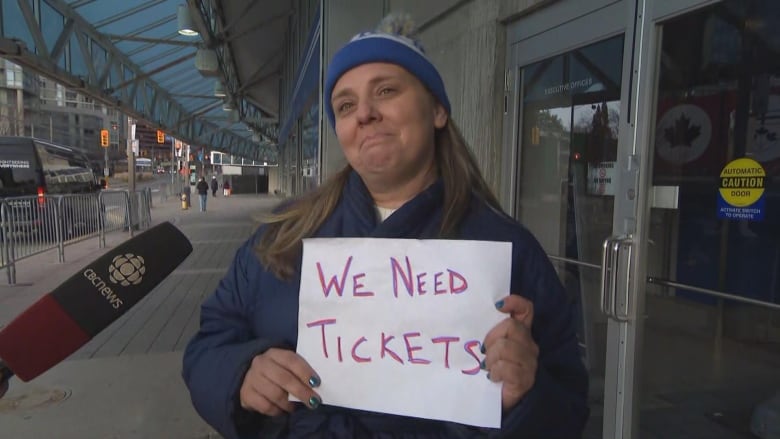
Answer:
[[183, 14, 588, 439]]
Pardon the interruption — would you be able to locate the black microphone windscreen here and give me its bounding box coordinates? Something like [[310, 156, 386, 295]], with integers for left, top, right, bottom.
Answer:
[[0, 221, 192, 381]]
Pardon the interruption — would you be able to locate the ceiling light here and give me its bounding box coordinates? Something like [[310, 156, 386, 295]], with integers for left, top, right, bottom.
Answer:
[[196, 49, 219, 75], [214, 81, 226, 97], [177, 4, 199, 36]]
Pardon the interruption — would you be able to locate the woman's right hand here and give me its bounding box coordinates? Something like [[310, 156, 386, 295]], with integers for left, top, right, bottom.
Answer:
[[239, 348, 322, 416]]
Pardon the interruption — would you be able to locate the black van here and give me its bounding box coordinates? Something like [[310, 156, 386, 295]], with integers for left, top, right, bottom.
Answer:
[[0, 137, 102, 238]]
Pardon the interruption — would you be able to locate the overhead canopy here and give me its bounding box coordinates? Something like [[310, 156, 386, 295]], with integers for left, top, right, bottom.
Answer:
[[0, 0, 295, 162]]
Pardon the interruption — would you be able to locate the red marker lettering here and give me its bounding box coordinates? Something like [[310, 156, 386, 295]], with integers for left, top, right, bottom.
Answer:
[[448, 269, 468, 294], [416, 272, 428, 295], [434, 272, 447, 294], [403, 332, 431, 364], [351, 337, 371, 363], [390, 256, 414, 297], [431, 336, 460, 368], [461, 340, 482, 375], [380, 332, 404, 364], [352, 273, 374, 297], [316, 256, 353, 297], [306, 318, 337, 358]]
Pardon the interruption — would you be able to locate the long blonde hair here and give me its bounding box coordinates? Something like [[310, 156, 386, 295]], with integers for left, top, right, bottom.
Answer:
[[256, 120, 502, 280]]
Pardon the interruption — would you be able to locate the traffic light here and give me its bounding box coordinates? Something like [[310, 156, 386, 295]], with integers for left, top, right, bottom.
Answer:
[[156, 130, 165, 143], [100, 129, 109, 147]]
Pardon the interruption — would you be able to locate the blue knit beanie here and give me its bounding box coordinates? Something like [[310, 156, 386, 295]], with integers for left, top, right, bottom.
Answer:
[[324, 14, 451, 128]]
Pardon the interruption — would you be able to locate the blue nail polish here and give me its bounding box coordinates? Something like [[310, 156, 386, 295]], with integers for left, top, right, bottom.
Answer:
[[308, 375, 321, 388], [494, 299, 504, 309], [480, 359, 486, 370], [480, 343, 486, 354], [486, 372, 491, 380], [308, 396, 321, 409]]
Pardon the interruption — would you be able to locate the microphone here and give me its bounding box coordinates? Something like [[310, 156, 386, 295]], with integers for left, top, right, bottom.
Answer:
[[0, 221, 192, 383]]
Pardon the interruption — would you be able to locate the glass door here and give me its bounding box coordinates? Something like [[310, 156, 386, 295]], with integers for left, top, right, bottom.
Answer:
[[516, 39, 625, 422], [503, 1, 638, 437], [635, 1, 780, 437], [506, 0, 780, 437]]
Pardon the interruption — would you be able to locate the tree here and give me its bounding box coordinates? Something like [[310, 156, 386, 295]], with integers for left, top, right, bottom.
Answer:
[[537, 109, 566, 132]]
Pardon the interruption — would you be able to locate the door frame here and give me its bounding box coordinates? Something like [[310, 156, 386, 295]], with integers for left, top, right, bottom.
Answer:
[[502, 1, 637, 436], [617, 1, 722, 437]]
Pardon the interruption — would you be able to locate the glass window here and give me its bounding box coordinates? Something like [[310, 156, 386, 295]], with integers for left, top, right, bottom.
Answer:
[[4, 60, 23, 89], [40, 2, 63, 54], [1, 1, 35, 53], [56, 83, 65, 107], [517, 35, 624, 261], [0, 142, 38, 195], [652, 0, 780, 303], [68, 33, 88, 79]]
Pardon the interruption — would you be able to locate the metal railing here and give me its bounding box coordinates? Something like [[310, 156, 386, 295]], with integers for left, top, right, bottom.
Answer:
[[0, 190, 152, 284], [157, 178, 186, 203]]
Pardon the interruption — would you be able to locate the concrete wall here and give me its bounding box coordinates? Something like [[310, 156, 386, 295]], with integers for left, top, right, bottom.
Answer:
[[320, 0, 385, 178], [388, 0, 556, 195]]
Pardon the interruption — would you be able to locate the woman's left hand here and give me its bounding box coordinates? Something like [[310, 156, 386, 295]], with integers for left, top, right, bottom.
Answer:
[[482, 295, 539, 411]]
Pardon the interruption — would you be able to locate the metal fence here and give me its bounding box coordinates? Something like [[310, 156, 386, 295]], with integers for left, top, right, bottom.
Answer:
[[156, 178, 186, 203], [0, 189, 153, 285]]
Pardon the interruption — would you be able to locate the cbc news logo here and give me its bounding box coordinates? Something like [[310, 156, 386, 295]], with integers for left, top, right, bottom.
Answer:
[[108, 253, 146, 286]]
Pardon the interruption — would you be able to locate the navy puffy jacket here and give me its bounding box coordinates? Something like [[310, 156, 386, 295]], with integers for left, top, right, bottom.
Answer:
[[182, 172, 589, 438]]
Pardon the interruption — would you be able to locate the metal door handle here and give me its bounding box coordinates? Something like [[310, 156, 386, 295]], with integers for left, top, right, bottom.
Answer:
[[600, 235, 633, 321]]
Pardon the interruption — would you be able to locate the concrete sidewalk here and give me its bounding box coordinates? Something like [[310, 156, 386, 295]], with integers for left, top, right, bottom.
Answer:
[[0, 189, 283, 439]]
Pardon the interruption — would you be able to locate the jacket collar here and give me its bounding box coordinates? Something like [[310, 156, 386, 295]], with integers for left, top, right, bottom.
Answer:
[[327, 170, 444, 238]]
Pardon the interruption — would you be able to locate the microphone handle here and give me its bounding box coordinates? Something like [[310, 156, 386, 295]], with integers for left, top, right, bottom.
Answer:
[[0, 360, 14, 383]]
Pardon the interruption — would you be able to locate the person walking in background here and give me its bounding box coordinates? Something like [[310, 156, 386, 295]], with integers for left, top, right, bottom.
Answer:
[[222, 179, 231, 197], [210, 176, 219, 197], [196, 177, 209, 212]]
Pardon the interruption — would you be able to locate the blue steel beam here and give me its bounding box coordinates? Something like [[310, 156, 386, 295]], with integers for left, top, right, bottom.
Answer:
[[125, 14, 177, 38], [93, 0, 167, 29], [126, 31, 185, 56]]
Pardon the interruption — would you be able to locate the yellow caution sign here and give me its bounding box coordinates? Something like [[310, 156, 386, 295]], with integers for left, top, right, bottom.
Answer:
[[719, 158, 765, 207], [717, 157, 765, 221]]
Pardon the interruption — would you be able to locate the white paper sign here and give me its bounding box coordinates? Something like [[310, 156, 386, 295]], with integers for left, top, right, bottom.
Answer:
[[296, 238, 512, 428]]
